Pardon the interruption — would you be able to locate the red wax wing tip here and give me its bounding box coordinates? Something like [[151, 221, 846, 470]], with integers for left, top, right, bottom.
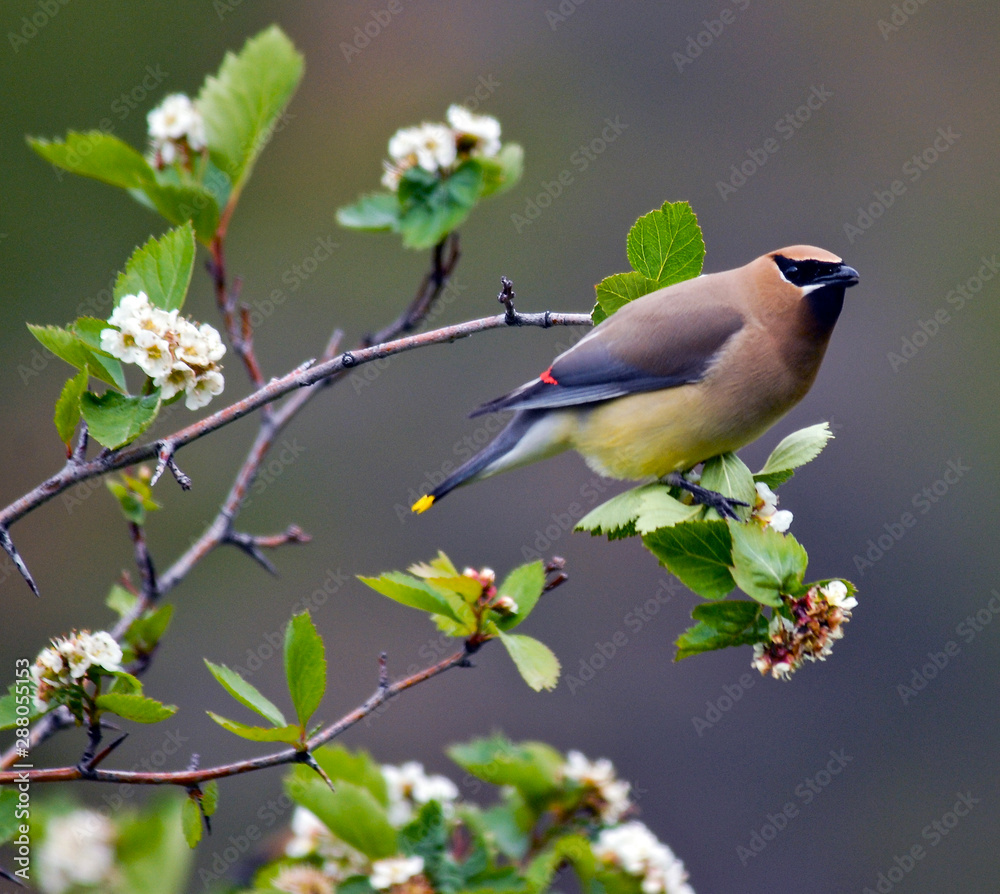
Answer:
[[540, 367, 558, 385]]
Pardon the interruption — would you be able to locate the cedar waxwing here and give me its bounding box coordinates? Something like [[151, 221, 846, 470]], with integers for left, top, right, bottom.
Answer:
[[412, 246, 859, 516]]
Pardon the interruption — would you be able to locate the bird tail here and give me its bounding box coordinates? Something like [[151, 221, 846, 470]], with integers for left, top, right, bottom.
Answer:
[[411, 410, 572, 512]]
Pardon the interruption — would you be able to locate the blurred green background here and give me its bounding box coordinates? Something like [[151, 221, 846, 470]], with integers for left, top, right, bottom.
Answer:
[[2, 1, 998, 891]]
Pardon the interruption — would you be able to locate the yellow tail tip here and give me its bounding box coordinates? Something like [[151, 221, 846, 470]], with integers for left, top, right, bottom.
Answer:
[[412, 495, 435, 514]]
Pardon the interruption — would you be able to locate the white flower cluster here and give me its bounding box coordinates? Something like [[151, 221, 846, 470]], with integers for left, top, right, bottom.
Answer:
[[370, 855, 425, 890], [382, 761, 460, 826], [272, 865, 334, 894], [31, 631, 123, 710], [38, 809, 117, 894], [562, 750, 632, 823], [593, 822, 695, 894], [753, 482, 793, 533], [381, 105, 503, 191], [284, 807, 368, 879], [147, 93, 207, 168], [100, 292, 226, 410], [752, 580, 857, 679]]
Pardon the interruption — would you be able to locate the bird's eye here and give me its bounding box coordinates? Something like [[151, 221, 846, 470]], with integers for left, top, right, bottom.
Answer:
[[785, 265, 798, 276]]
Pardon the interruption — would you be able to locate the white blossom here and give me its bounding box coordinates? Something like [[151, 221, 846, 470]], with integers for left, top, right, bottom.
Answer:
[[753, 482, 793, 532], [101, 292, 226, 410], [593, 822, 695, 894], [447, 105, 501, 157], [272, 865, 334, 894], [370, 855, 424, 890], [38, 810, 116, 894], [147, 93, 206, 168], [562, 751, 632, 823], [388, 123, 457, 173], [382, 761, 459, 826]]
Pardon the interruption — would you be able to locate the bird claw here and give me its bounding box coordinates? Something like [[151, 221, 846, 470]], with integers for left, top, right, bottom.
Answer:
[[664, 473, 749, 521]]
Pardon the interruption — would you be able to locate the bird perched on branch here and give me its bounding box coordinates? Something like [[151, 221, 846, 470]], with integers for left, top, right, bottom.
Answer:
[[412, 246, 858, 517]]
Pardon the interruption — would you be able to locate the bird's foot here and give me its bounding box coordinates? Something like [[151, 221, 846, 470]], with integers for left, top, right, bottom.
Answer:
[[664, 473, 749, 521]]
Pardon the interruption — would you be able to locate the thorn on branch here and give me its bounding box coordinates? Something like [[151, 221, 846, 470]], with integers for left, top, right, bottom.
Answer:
[[378, 652, 389, 690], [225, 526, 310, 575], [90, 732, 129, 769], [0, 526, 39, 597], [151, 442, 192, 490], [298, 751, 336, 792], [71, 423, 89, 464], [187, 753, 201, 772], [497, 276, 521, 325]]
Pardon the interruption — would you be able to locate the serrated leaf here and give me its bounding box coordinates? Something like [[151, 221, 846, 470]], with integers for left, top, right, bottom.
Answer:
[[625, 200, 705, 286], [643, 519, 735, 599], [675, 601, 767, 660], [495, 561, 546, 630], [206, 712, 301, 743], [427, 574, 484, 602], [204, 659, 286, 726], [310, 745, 388, 805], [108, 671, 144, 695], [399, 163, 483, 249], [128, 604, 174, 652], [54, 369, 89, 449], [133, 180, 221, 245], [181, 796, 202, 848], [407, 551, 459, 579], [635, 487, 702, 533], [576, 485, 651, 538], [359, 572, 467, 626], [728, 521, 808, 607], [28, 131, 154, 189], [701, 452, 757, 515], [447, 735, 563, 803], [197, 25, 304, 190], [69, 318, 128, 390], [81, 390, 160, 448], [336, 191, 400, 231], [106, 584, 138, 617], [285, 611, 326, 727], [591, 271, 660, 325], [498, 632, 560, 692], [27, 323, 124, 390], [286, 773, 398, 859], [96, 693, 177, 723], [114, 224, 196, 312], [756, 423, 834, 488]]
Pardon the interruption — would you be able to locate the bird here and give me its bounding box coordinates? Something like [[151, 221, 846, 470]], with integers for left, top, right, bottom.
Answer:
[[411, 246, 859, 517]]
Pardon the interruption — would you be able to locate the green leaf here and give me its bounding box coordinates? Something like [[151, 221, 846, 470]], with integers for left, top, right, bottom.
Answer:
[[285, 611, 326, 727], [133, 180, 221, 245], [495, 561, 546, 630], [478, 143, 524, 197], [0, 789, 19, 845], [117, 796, 193, 894], [113, 224, 196, 312], [0, 681, 40, 731], [311, 745, 388, 805], [729, 521, 808, 607], [591, 271, 659, 325], [336, 191, 401, 232], [68, 318, 128, 389], [80, 390, 160, 449], [359, 572, 467, 626], [498, 633, 560, 692], [96, 693, 177, 723], [181, 796, 202, 848], [127, 604, 174, 652], [108, 671, 144, 695], [106, 584, 139, 617], [201, 781, 219, 816], [197, 25, 305, 191], [27, 323, 125, 390], [399, 163, 483, 249], [447, 735, 563, 804], [674, 601, 766, 660], [407, 550, 460, 578], [634, 487, 703, 534], [643, 519, 735, 599], [576, 485, 647, 538], [204, 659, 286, 726], [755, 422, 835, 488], [206, 712, 301, 743], [54, 369, 89, 449], [28, 131, 154, 189], [286, 773, 398, 859], [625, 200, 705, 286], [701, 452, 757, 516]]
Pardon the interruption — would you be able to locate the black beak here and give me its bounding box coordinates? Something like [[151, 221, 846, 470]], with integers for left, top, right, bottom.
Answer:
[[818, 264, 860, 289]]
